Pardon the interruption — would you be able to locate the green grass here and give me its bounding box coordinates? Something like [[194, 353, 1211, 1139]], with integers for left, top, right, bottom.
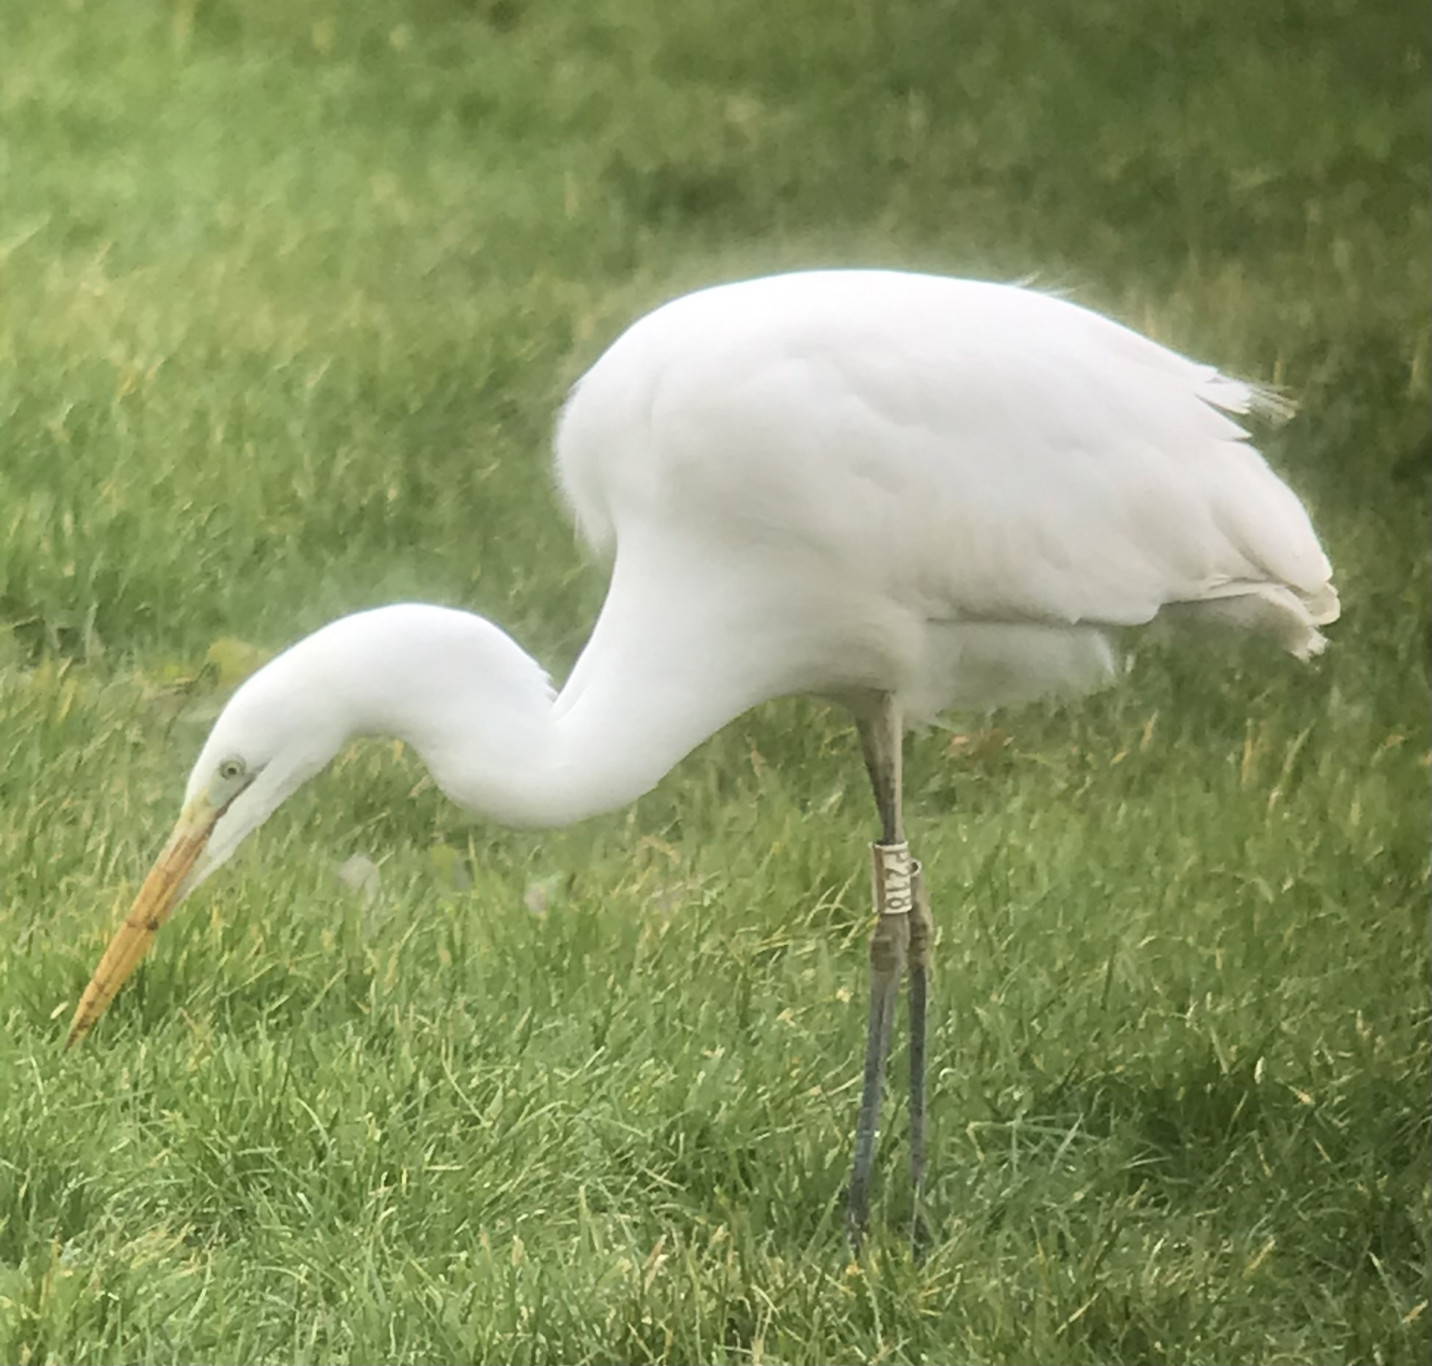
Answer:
[[1, 1, 1428, 1361]]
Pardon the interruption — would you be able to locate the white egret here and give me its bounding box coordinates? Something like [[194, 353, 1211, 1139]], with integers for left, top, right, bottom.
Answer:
[[68, 269, 1338, 1248]]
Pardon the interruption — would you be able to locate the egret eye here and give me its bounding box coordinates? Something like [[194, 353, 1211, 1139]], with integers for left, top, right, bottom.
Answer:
[[217, 757, 247, 783]]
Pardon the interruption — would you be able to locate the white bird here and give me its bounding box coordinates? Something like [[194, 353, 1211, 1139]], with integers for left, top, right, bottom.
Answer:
[[67, 269, 1338, 1248]]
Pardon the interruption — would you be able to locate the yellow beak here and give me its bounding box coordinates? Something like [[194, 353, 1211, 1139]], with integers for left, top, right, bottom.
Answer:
[[66, 794, 222, 1049]]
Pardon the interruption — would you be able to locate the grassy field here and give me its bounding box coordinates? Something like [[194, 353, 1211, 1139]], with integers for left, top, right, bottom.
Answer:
[[1, 1, 1428, 1362]]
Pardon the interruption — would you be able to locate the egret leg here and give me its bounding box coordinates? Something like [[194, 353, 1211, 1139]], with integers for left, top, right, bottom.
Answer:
[[846, 869, 909, 1249], [907, 862, 934, 1255], [846, 694, 913, 1251]]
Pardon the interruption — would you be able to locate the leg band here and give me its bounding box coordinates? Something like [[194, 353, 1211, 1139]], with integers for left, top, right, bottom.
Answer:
[[870, 840, 914, 917]]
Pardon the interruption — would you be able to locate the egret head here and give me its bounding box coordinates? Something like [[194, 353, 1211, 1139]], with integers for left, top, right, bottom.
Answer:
[[66, 644, 348, 1048], [65, 602, 558, 1047]]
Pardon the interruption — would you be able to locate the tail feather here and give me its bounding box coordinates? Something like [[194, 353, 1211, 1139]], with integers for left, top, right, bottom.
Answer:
[[1164, 579, 1339, 661]]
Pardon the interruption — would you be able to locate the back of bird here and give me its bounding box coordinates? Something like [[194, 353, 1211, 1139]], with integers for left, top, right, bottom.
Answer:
[[555, 270, 1337, 658]]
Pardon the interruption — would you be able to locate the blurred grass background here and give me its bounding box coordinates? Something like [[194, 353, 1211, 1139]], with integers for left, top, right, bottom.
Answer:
[[0, 1, 1428, 1362]]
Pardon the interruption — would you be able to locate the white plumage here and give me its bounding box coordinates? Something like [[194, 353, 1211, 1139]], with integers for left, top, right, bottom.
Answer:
[[560, 271, 1333, 681], [68, 269, 1339, 1240], [547, 271, 1334, 787], [174, 269, 1341, 847]]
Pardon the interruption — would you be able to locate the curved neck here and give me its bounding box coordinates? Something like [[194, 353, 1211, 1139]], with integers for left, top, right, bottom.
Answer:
[[327, 602, 767, 830]]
